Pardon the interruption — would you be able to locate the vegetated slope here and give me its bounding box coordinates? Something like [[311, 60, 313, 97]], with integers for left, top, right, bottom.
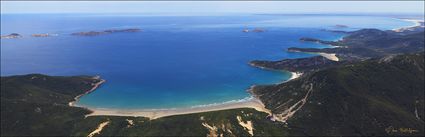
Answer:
[[250, 56, 342, 72], [72, 109, 287, 137], [253, 52, 425, 136], [0, 74, 99, 136], [292, 30, 425, 60], [1, 74, 286, 136]]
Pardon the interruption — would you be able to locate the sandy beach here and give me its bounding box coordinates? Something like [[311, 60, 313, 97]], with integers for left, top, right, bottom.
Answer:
[[298, 51, 340, 61], [86, 97, 271, 119], [288, 72, 302, 81], [75, 67, 307, 119], [73, 69, 306, 119], [393, 18, 425, 32], [71, 77, 273, 119], [318, 53, 339, 61]]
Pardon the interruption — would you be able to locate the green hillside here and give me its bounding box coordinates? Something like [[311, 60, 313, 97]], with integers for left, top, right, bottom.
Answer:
[[253, 52, 425, 136]]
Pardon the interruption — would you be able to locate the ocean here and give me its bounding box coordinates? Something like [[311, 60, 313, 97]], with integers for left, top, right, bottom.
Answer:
[[0, 14, 413, 109]]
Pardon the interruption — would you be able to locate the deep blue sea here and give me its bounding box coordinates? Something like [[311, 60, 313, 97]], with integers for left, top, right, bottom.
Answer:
[[1, 14, 413, 109]]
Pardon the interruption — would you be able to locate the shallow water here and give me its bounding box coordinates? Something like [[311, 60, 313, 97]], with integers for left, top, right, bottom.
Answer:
[[0, 14, 413, 109]]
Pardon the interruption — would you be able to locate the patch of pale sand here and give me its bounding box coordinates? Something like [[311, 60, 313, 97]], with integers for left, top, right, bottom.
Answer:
[[393, 19, 425, 32], [87, 121, 110, 137], [221, 123, 233, 135], [318, 53, 339, 61], [288, 72, 302, 81], [236, 115, 254, 136], [86, 97, 271, 120], [202, 122, 218, 137], [126, 119, 134, 128]]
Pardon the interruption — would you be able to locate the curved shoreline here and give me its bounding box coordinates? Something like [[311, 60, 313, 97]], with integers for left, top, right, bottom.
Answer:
[[70, 72, 301, 119], [69, 76, 106, 107], [70, 18, 424, 119], [393, 18, 424, 32], [85, 97, 271, 119]]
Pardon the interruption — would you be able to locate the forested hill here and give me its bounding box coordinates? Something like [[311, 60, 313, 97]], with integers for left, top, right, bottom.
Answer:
[[252, 52, 425, 136], [292, 29, 425, 60]]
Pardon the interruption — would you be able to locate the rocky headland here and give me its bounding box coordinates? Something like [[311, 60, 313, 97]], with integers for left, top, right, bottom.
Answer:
[[247, 19, 425, 136]]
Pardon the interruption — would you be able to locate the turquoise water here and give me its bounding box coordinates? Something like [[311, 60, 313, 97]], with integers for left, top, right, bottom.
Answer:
[[0, 14, 413, 109]]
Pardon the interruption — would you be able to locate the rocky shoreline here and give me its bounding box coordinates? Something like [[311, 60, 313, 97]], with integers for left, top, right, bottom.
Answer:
[[69, 76, 106, 107]]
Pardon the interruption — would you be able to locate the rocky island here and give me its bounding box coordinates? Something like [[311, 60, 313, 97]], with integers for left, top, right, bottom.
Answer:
[[71, 28, 141, 36], [242, 28, 265, 33], [334, 24, 349, 28], [0, 33, 22, 39], [31, 33, 57, 37]]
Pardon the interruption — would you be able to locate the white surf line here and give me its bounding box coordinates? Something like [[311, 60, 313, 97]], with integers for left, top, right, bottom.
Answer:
[[85, 97, 271, 120], [72, 75, 273, 120], [79, 62, 303, 120]]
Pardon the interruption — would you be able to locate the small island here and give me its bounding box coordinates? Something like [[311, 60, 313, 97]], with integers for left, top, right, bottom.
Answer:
[[71, 28, 142, 36], [31, 33, 57, 37], [334, 24, 349, 28], [242, 28, 265, 33], [1, 33, 22, 39]]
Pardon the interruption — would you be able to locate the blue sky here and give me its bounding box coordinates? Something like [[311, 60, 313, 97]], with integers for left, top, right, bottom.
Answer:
[[1, 1, 424, 15]]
